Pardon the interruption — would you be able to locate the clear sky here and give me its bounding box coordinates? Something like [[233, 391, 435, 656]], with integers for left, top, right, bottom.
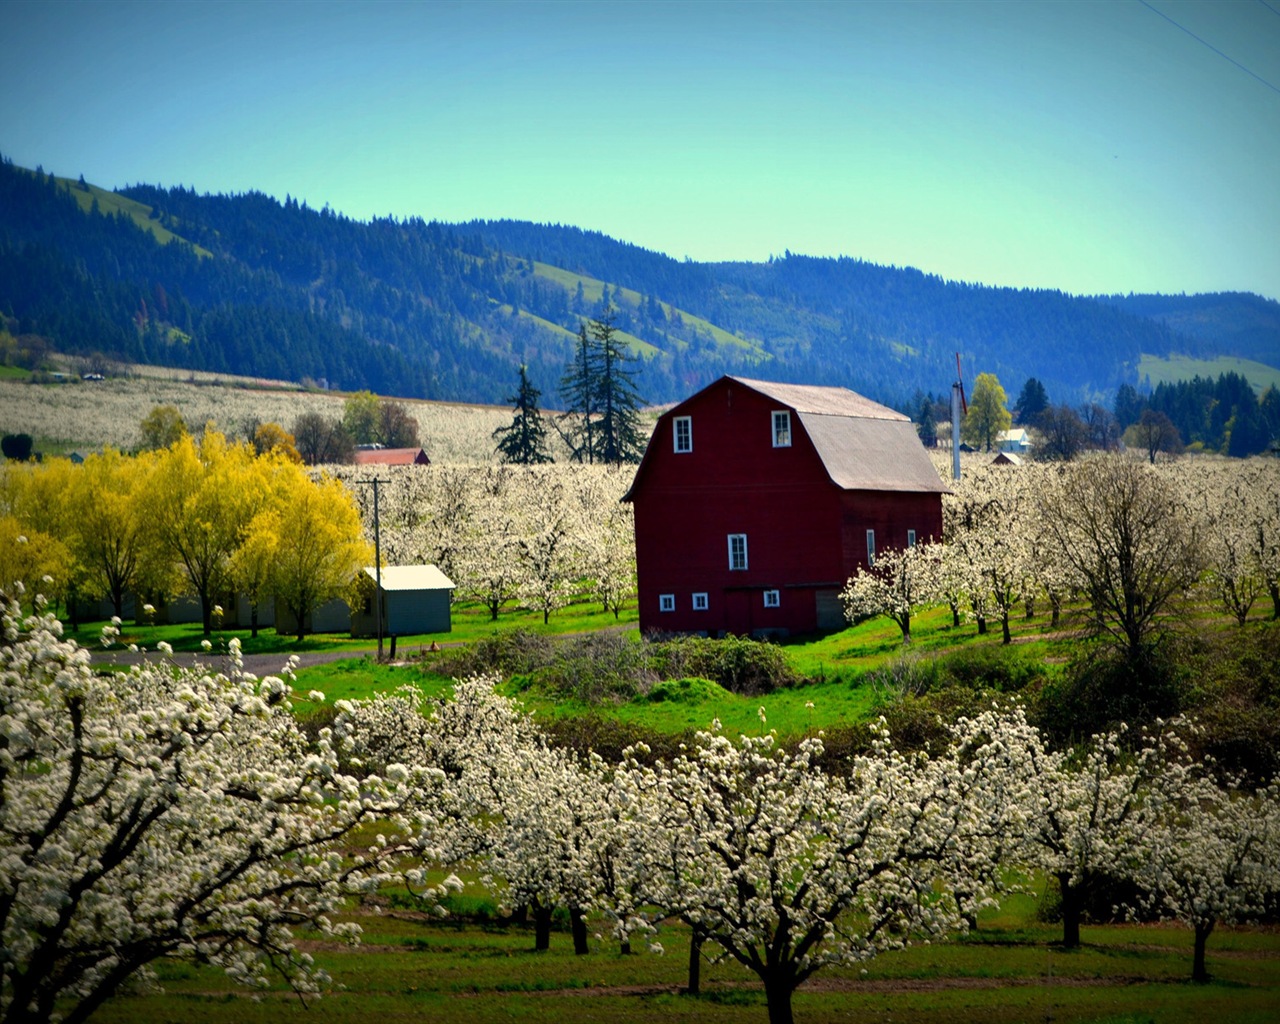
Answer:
[[2, 0, 1277, 300]]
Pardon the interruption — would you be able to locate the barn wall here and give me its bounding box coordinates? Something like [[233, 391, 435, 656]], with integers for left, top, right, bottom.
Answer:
[[630, 378, 944, 637], [632, 381, 846, 636]]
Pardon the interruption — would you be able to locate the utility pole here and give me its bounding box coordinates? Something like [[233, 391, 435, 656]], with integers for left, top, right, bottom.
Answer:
[[357, 477, 389, 660]]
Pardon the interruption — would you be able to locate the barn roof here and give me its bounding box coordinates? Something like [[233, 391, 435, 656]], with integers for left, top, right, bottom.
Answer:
[[729, 377, 908, 421], [732, 377, 947, 493], [626, 376, 947, 499], [353, 448, 430, 466], [363, 565, 455, 591]]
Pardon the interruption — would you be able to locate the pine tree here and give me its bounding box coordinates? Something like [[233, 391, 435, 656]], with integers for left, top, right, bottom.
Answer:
[[591, 311, 646, 465], [558, 321, 601, 463], [494, 364, 552, 464]]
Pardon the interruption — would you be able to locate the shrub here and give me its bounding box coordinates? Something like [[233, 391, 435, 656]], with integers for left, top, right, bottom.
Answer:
[[651, 634, 797, 695]]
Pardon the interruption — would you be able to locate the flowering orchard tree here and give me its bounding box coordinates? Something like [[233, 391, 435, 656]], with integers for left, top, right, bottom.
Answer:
[[0, 594, 452, 1024], [1037, 458, 1201, 660], [635, 725, 971, 1024], [1186, 464, 1267, 625], [840, 542, 939, 643], [999, 711, 1171, 948], [1141, 773, 1280, 982]]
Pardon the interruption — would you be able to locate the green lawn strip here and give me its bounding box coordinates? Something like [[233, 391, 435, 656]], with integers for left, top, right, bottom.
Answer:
[[72, 597, 639, 657], [80, 911, 1280, 1024]]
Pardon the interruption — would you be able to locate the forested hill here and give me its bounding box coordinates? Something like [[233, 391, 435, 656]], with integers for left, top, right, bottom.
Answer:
[[2, 156, 1275, 408]]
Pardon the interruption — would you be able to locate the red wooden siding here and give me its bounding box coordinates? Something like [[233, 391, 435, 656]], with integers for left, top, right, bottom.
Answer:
[[627, 377, 945, 636]]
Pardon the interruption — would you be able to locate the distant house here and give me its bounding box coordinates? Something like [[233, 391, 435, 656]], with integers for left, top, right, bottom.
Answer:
[[351, 564, 455, 637], [624, 376, 948, 637], [353, 447, 430, 467], [997, 428, 1033, 454], [992, 451, 1023, 466]]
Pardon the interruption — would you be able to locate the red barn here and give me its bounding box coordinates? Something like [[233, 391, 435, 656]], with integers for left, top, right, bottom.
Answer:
[[624, 376, 947, 636]]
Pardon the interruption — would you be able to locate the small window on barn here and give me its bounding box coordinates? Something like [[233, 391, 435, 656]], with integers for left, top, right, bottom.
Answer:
[[866, 529, 876, 567], [728, 533, 748, 571], [763, 589, 780, 608], [692, 592, 709, 611], [659, 594, 676, 613], [772, 410, 792, 447], [673, 415, 692, 453], [907, 529, 917, 548]]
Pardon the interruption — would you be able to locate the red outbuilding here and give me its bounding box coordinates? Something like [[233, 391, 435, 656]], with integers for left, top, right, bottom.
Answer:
[[624, 376, 947, 636]]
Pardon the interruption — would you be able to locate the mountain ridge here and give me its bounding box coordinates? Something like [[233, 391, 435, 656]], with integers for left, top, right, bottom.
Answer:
[[1, 157, 1275, 412]]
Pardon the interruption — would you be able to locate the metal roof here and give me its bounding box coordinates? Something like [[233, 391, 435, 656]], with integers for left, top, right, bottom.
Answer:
[[799, 413, 950, 493], [362, 565, 455, 591], [729, 377, 909, 421]]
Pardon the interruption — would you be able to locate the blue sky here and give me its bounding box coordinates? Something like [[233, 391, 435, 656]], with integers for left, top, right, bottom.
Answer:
[[2, 0, 1277, 300]]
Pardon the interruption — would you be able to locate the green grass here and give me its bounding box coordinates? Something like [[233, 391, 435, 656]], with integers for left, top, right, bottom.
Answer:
[[54, 174, 214, 256], [531, 261, 769, 361], [1138, 352, 1280, 394], [78, 595, 639, 657], [0, 363, 30, 380], [77, 897, 1280, 1024]]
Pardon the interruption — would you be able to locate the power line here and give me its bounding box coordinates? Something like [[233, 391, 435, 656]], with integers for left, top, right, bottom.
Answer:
[[1260, 1, 1280, 21], [1139, 0, 1280, 97]]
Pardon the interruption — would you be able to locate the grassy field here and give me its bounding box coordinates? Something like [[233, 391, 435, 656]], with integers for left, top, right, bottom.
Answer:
[[1137, 353, 1280, 394], [80, 895, 1280, 1024]]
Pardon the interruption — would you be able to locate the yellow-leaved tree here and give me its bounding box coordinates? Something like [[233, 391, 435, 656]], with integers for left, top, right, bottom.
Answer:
[[961, 372, 1012, 452], [150, 432, 265, 635], [267, 472, 371, 641]]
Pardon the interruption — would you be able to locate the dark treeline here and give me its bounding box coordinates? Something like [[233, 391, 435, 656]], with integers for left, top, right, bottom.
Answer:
[[1114, 372, 1279, 457], [2, 157, 1276, 411]]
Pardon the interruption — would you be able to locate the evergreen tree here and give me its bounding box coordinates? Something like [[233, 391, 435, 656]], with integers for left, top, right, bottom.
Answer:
[[558, 321, 601, 463], [494, 364, 552, 464], [592, 311, 646, 465], [1013, 377, 1049, 424]]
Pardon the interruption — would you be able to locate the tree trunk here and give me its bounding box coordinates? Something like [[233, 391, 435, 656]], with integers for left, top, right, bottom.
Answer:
[[762, 972, 796, 1024], [570, 906, 589, 955], [620, 938, 632, 956], [200, 589, 213, 636], [1050, 598, 1061, 628], [1059, 875, 1082, 948], [489, 598, 500, 621], [1192, 919, 1214, 983], [1269, 581, 1280, 620], [686, 926, 703, 995], [1001, 611, 1011, 645], [976, 613, 987, 635], [950, 601, 961, 627], [250, 603, 259, 639], [534, 905, 553, 952]]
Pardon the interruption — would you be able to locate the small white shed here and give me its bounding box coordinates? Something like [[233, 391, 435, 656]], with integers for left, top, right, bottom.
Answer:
[[350, 565, 455, 637]]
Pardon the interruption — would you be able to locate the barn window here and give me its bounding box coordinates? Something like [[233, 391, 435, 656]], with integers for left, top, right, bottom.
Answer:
[[763, 589, 780, 608], [772, 410, 792, 447], [659, 593, 676, 612], [907, 529, 917, 548], [728, 533, 748, 571], [673, 415, 692, 453], [866, 529, 876, 566], [692, 592, 709, 611]]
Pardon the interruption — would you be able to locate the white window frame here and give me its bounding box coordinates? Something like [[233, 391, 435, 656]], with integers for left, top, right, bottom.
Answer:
[[728, 533, 748, 571], [907, 529, 917, 548], [673, 415, 692, 454], [866, 529, 876, 567], [659, 593, 676, 613], [763, 589, 780, 608], [772, 410, 792, 448], [692, 591, 709, 611]]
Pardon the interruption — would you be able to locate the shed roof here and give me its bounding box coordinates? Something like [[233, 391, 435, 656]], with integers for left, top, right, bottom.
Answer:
[[353, 448, 430, 466], [363, 565, 455, 591]]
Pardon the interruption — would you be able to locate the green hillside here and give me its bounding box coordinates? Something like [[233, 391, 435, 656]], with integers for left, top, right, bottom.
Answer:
[[1138, 353, 1280, 394], [532, 262, 769, 362], [53, 175, 212, 257]]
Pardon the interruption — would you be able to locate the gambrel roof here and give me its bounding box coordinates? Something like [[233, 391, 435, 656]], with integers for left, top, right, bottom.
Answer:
[[628, 376, 948, 498], [732, 378, 948, 494]]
